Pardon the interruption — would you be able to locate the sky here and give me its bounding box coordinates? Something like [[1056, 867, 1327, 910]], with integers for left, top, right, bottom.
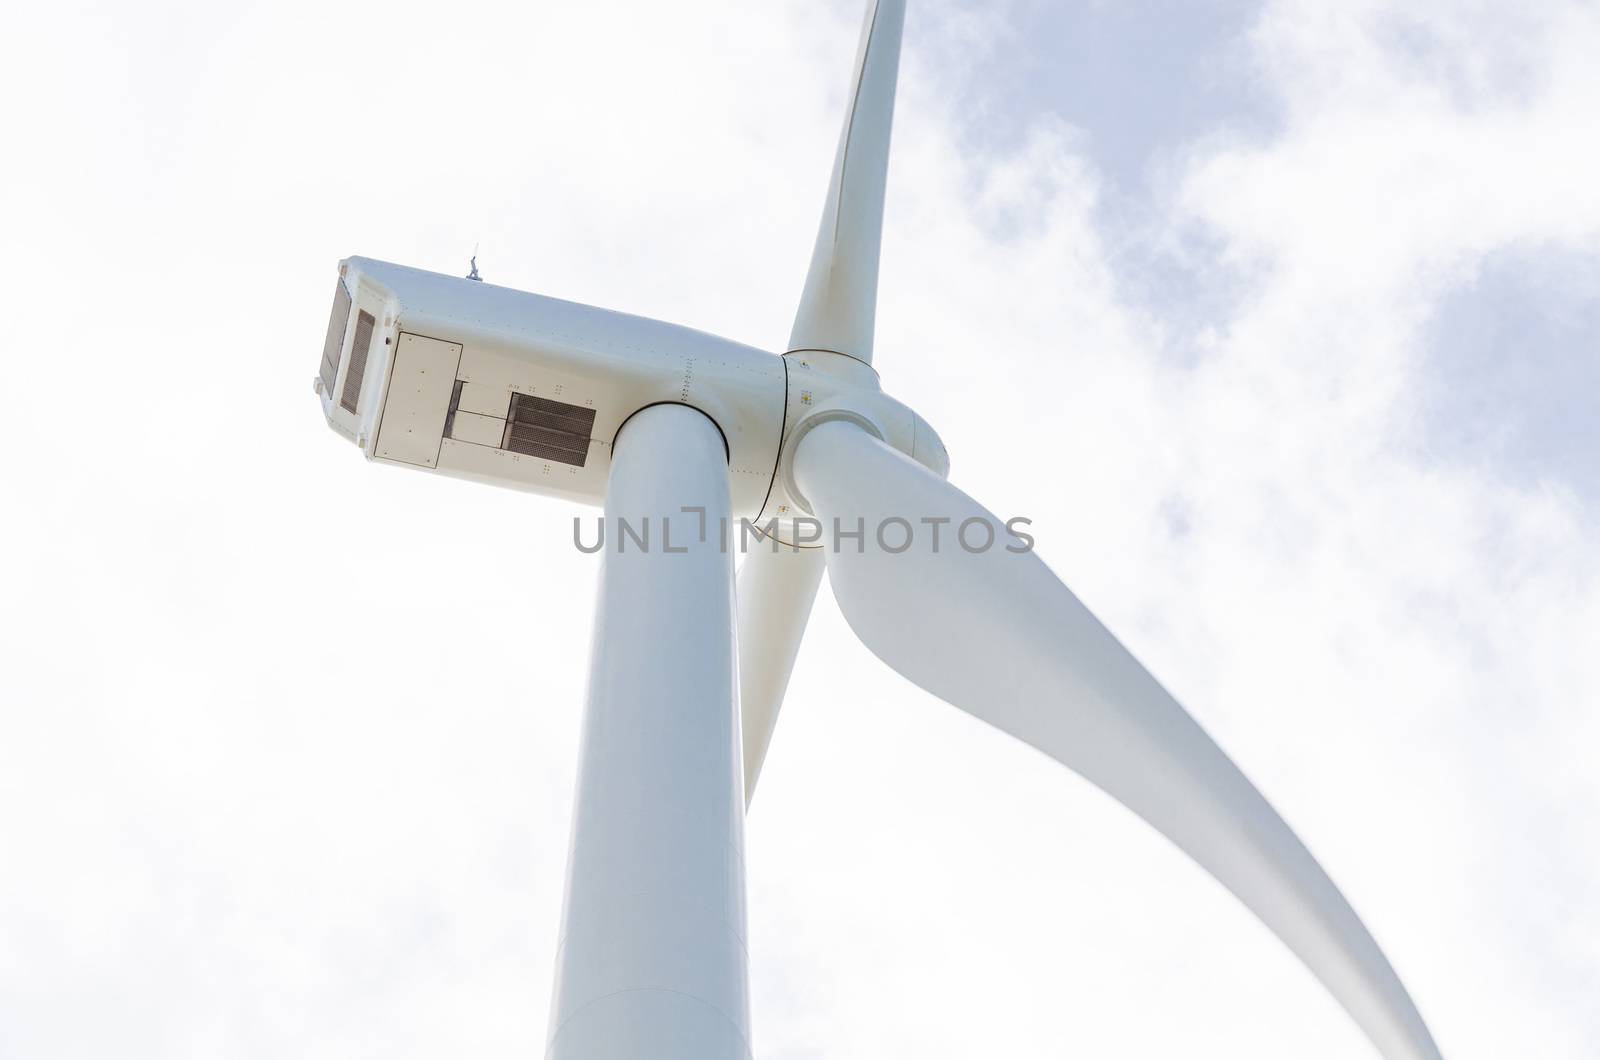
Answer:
[[2, 1, 1597, 1058]]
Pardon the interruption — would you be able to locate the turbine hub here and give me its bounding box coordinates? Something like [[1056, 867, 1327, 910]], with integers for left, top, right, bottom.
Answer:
[[761, 351, 948, 536]]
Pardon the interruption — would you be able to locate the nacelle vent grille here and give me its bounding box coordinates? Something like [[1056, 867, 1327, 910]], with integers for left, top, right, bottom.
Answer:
[[319, 280, 352, 397], [502, 393, 596, 466], [339, 310, 376, 414]]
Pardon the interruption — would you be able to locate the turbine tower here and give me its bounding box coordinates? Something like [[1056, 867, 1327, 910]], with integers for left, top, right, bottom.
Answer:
[[311, 3, 1445, 1058]]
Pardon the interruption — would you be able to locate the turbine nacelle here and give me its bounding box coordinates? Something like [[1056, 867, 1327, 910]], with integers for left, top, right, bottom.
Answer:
[[314, 256, 784, 516], [314, 256, 948, 540]]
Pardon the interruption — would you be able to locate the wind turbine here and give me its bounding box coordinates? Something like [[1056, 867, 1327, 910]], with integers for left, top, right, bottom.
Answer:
[[312, 2, 1445, 1058]]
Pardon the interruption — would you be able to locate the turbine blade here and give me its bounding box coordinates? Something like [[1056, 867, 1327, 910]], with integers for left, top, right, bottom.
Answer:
[[792, 420, 1444, 1060], [788, 0, 907, 365], [736, 540, 826, 805]]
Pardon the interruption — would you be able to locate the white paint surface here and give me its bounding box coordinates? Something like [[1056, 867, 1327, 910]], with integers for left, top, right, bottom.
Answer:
[[548, 404, 749, 1060], [736, 543, 826, 803], [375, 334, 462, 468]]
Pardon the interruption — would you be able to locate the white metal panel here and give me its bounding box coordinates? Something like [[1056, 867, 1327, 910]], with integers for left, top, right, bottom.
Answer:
[[456, 381, 512, 419], [375, 333, 462, 468], [448, 410, 505, 447], [436, 437, 606, 507]]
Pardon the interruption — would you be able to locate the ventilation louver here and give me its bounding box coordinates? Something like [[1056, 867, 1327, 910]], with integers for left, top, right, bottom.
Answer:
[[443, 380, 466, 438], [502, 393, 596, 466], [319, 280, 352, 398], [339, 310, 376, 414]]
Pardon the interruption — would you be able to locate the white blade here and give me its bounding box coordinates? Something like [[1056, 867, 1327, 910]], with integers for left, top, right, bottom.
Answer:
[[737, 541, 826, 805], [788, 0, 907, 365], [792, 420, 1444, 1060]]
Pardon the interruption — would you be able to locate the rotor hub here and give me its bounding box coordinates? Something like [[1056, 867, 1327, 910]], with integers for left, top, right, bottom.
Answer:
[[760, 351, 948, 540]]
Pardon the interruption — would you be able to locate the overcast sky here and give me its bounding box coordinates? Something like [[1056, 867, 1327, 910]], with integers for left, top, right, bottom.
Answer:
[[3, 1, 1597, 1058]]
